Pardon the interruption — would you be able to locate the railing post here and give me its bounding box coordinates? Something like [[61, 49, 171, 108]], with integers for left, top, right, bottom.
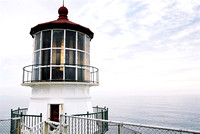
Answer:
[[10, 110, 13, 134], [105, 108, 109, 131], [97, 69, 99, 83], [65, 113, 67, 124], [40, 113, 42, 122], [20, 112, 23, 127], [97, 105, 98, 112], [17, 118, 21, 134], [18, 107, 20, 115], [93, 67, 94, 83], [104, 108, 108, 120], [11, 109, 13, 118], [87, 111, 89, 134], [63, 113, 68, 134], [10, 109, 13, 134], [27, 72, 29, 82], [44, 121, 49, 134], [101, 110, 104, 120], [96, 69, 98, 83], [59, 114, 63, 134], [118, 124, 123, 134], [29, 129, 33, 134], [101, 110, 104, 133], [22, 68, 24, 83], [31, 65, 33, 82]]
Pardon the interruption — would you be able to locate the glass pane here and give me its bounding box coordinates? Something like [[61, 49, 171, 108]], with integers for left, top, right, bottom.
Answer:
[[86, 54, 90, 66], [53, 30, 64, 48], [52, 49, 64, 65], [35, 32, 40, 50], [66, 30, 76, 48], [65, 67, 75, 81], [52, 67, 63, 80], [77, 51, 85, 65], [78, 33, 85, 50], [86, 36, 90, 53], [35, 51, 40, 65], [65, 50, 75, 65], [78, 68, 85, 81], [42, 30, 51, 48], [41, 50, 50, 65], [33, 68, 39, 81], [41, 67, 50, 80]]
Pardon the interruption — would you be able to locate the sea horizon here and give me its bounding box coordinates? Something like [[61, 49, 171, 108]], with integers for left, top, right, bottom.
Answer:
[[0, 94, 200, 131]]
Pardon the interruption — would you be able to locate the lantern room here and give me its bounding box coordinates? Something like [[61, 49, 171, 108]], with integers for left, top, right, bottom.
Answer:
[[22, 6, 98, 85], [32, 29, 91, 82]]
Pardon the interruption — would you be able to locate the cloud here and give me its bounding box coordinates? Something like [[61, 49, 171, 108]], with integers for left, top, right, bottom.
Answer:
[[84, 0, 200, 94]]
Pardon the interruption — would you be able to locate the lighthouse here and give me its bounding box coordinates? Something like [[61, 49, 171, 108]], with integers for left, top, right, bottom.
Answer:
[[22, 5, 99, 122]]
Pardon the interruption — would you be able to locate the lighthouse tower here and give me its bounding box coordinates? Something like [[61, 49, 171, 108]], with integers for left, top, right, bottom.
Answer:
[[22, 5, 98, 122]]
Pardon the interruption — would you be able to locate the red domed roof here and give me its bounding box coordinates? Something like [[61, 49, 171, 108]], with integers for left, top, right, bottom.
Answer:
[[30, 6, 94, 39]]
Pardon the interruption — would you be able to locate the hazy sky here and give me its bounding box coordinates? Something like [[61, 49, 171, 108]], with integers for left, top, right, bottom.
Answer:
[[0, 0, 200, 96]]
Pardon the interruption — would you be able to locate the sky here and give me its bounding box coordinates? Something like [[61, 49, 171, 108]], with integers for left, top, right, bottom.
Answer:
[[0, 0, 200, 96]]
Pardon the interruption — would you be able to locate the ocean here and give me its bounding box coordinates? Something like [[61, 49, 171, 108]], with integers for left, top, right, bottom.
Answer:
[[0, 95, 200, 131]]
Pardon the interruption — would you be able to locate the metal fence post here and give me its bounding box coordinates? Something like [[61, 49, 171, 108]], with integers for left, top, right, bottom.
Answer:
[[44, 121, 48, 134], [97, 105, 98, 112], [101, 110, 104, 120], [20, 112, 23, 124], [60, 114, 66, 134], [63, 114, 68, 134], [101, 110, 104, 133], [106, 108, 108, 120], [93, 68, 94, 83], [18, 107, 20, 114], [118, 124, 123, 134], [40, 113, 42, 122], [30, 129, 33, 134], [87, 111, 89, 134], [31, 65, 33, 82], [17, 118, 21, 134], [11, 109, 13, 118], [10, 109, 13, 134], [59, 114, 62, 134], [22, 68, 25, 83]]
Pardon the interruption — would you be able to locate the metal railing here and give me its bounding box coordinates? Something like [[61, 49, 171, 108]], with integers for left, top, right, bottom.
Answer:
[[73, 106, 108, 120], [61, 115, 200, 134], [22, 63, 99, 84], [11, 107, 42, 133], [3, 116, 200, 134], [11, 107, 28, 116]]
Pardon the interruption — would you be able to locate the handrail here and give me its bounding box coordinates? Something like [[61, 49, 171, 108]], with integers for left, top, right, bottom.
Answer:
[[73, 106, 108, 121], [23, 63, 99, 71], [63, 115, 200, 134], [22, 63, 99, 84], [74, 106, 107, 115]]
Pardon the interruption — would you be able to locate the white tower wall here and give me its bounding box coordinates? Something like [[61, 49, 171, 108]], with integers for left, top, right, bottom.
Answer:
[[26, 83, 94, 121]]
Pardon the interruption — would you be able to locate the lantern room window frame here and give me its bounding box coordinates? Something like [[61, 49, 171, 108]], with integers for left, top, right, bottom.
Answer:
[[32, 29, 91, 82]]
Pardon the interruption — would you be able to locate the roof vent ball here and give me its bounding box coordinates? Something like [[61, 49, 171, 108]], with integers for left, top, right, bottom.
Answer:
[[58, 6, 68, 15], [58, 6, 68, 20]]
